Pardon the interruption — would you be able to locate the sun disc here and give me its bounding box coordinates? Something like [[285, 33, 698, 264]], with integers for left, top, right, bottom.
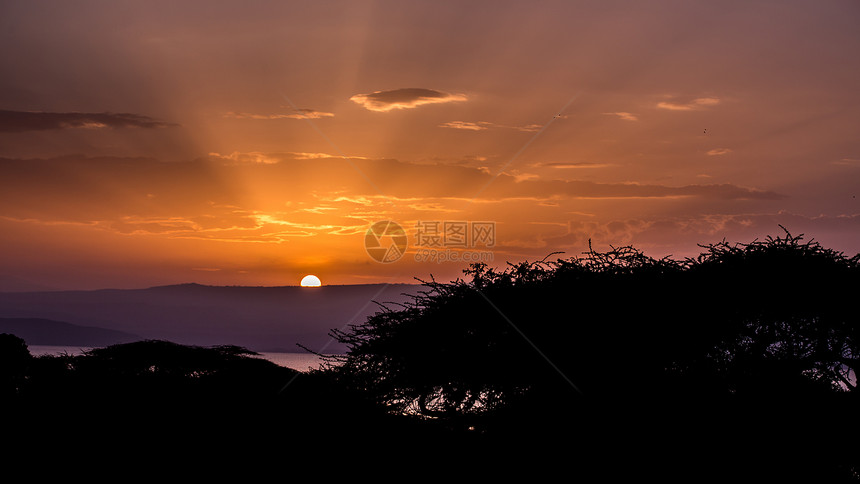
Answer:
[[300, 275, 322, 287]]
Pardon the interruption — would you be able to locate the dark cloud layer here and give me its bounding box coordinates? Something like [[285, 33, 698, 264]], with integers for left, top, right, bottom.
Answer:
[[350, 88, 467, 112], [0, 154, 784, 232], [0, 110, 178, 133]]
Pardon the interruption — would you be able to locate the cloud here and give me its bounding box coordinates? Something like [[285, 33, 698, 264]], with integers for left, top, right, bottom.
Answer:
[[224, 108, 334, 120], [208, 151, 282, 164], [0, 154, 787, 248], [522, 212, 860, 260], [513, 173, 540, 182], [0, 110, 177, 132], [633, 213, 860, 257], [208, 151, 368, 164], [210, 152, 782, 202], [291, 151, 367, 160], [200, 152, 784, 202], [439, 120, 540, 132], [289, 108, 334, 119], [656, 97, 721, 111], [350, 88, 467, 112], [439, 121, 491, 131], [603, 112, 638, 121], [540, 162, 613, 169], [707, 148, 733, 156]]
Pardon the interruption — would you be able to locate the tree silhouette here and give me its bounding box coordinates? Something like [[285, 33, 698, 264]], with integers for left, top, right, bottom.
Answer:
[[320, 228, 860, 431], [59, 339, 301, 406], [0, 333, 32, 398], [672, 228, 859, 398]]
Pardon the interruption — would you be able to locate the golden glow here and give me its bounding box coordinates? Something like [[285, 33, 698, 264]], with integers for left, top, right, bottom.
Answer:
[[300, 275, 322, 287], [0, 2, 857, 291]]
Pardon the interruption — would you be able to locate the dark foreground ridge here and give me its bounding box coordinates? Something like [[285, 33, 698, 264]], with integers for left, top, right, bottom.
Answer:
[[1, 228, 859, 479]]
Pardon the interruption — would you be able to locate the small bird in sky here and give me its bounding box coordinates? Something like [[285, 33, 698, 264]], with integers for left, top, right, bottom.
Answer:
[[703, 128, 708, 134]]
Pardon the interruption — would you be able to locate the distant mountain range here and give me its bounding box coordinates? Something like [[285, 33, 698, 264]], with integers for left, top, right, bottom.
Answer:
[[0, 283, 422, 353], [0, 317, 140, 347]]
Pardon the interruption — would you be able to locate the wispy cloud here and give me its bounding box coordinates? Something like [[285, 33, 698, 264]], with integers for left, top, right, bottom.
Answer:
[[0, 110, 177, 132], [350, 88, 467, 112], [439, 121, 491, 131], [603, 112, 638, 121], [199, 152, 783, 202], [208, 151, 367, 164], [291, 151, 368, 160], [707, 148, 733, 156], [656, 97, 721, 111], [440, 120, 541, 132], [208, 151, 282, 164], [540, 162, 613, 169], [224, 108, 334, 120]]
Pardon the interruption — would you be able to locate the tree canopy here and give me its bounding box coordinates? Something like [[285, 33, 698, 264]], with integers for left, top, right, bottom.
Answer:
[[319, 228, 860, 429]]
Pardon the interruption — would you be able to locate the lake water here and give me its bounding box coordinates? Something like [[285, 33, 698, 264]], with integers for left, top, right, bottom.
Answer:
[[27, 345, 334, 372]]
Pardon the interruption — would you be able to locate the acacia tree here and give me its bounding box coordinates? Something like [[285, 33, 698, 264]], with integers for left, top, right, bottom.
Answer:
[[319, 228, 859, 427], [320, 245, 688, 421], [673, 228, 860, 396]]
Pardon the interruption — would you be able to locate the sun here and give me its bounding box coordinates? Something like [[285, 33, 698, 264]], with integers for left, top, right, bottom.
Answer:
[[300, 274, 322, 287]]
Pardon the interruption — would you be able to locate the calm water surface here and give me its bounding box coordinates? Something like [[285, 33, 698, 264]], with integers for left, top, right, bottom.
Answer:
[[28, 345, 333, 372]]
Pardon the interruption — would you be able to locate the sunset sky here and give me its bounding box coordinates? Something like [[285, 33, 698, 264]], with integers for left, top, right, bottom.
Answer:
[[1, 0, 859, 291]]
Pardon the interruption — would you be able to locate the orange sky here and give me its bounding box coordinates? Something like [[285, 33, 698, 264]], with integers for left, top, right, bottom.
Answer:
[[1, 0, 859, 290]]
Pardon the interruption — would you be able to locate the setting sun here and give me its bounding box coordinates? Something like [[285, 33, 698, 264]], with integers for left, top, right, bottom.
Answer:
[[300, 275, 322, 287], [0, 2, 857, 293]]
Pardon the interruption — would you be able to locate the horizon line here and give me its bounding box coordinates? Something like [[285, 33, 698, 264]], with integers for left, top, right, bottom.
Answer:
[[0, 280, 423, 294]]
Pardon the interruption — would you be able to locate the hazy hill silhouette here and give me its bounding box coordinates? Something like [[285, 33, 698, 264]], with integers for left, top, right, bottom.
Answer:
[[0, 283, 420, 353], [0, 317, 139, 347]]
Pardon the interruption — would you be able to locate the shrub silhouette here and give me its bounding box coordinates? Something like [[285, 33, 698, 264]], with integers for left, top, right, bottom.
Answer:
[[6, 339, 302, 416], [66, 340, 296, 402]]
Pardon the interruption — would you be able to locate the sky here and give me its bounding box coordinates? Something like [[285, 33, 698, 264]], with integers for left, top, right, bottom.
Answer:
[[1, 0, 859, 291]]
